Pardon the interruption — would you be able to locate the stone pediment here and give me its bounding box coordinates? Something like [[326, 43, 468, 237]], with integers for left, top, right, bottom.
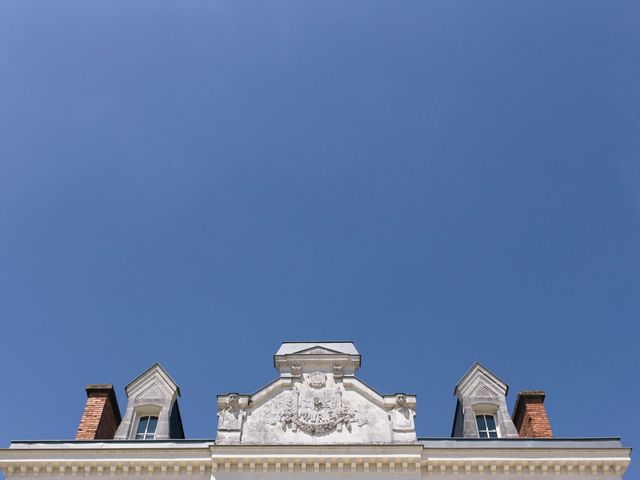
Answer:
[[275, 342, 359, 356], [216, 342, 417, 445], [295, 346, 345, 355], [470, 382, 498, 398], [136, 384, 165, 401], [454, 362, 509, 399]]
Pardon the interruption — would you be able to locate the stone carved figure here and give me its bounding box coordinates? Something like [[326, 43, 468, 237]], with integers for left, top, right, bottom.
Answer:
[[308, 371, 326, 388], [218, 394, 245, 431], [389, 394, 415, 432]]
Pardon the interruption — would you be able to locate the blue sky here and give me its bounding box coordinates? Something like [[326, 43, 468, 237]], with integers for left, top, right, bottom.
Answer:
[[0, 0, 638, 476]]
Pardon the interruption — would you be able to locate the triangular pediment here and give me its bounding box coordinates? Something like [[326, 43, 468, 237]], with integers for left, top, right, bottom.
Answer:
[[275, 342, 360, 356], [273, 342, 362, 375], [136, 383, 165, 400], [125, 363, 180, 398], [295, 346, 345, 356], [454, 362, 509, 399], [470, 381, 499, 397]]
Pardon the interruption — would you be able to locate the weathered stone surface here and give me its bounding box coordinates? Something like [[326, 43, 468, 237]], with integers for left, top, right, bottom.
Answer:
[[216, 342, 417, 445]]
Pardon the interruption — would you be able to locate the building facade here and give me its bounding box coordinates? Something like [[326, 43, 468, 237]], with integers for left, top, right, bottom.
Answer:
[[0, 342, 631, 479]]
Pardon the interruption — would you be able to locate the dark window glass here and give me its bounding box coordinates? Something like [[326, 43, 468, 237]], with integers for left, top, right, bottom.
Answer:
[[147, 416, 158, 434], [485, 415, 496, 430], [136, 417, 149, 433], [476, 414, 498, 438]]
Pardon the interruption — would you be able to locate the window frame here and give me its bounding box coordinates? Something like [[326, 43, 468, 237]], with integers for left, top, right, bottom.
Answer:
[[475, 413, 499, 438], [134, 415, 159, 440]]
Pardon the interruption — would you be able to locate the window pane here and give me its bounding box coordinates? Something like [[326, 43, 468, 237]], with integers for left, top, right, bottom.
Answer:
[[476, 415, 486, 430], [147, 416, 158, 434], [489, 431, 498, 438], [478, 430, 488, 438], [136, 417, 149, 433], [485, 415, 496, 430], [135, 433, 144, 439]]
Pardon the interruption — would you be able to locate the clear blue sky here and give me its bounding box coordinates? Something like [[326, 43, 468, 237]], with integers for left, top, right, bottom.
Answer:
[[0, 0, 638, 476]]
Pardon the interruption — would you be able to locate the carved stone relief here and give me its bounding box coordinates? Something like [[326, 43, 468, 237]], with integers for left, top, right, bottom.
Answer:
[[267, 372, 361, 435]]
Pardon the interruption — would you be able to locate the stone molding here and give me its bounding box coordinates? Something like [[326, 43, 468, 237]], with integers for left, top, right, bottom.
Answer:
[[0, 442, 631, 477]]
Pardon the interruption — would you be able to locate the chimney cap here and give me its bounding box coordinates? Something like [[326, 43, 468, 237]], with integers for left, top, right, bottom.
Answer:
[[514, 390, 546, 413], [518, 390, 546, 398], [86, 384, 114, 391]]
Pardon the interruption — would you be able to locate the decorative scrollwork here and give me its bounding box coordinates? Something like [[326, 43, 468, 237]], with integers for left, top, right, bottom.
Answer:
[[279, 397, 356, 434], [274, 374, 360, 435]]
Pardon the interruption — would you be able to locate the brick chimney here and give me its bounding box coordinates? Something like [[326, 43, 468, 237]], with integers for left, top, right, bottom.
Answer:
[[76, 384, 122, 440], [512, 390, 553, 438]]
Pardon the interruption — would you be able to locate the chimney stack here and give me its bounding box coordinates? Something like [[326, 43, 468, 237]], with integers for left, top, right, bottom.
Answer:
[[76, 384, 121, 440], [512, 390, 553, 438]]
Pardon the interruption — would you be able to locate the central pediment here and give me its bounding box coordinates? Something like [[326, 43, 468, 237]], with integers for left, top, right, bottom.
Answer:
[[273, 341, 362, 378], [275, 342, 360, 356], [216, 342, 417, 445]]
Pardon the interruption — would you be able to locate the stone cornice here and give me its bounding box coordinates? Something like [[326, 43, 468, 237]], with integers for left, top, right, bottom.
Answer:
[[0, 441, 630, 477]]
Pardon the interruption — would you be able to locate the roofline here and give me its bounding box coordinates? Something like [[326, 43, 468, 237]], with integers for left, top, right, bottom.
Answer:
[[7, 436, 627, 447], [9, 439, 216, 445], [418, 436, 623, 442], [279, 340, 357, 344]]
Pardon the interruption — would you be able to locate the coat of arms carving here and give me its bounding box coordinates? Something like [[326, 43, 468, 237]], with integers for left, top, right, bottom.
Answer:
[[269, 372, 359, 435]]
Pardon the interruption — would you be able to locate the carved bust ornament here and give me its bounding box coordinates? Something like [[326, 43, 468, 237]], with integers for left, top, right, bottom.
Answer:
[[218, 394, 245, 431], [389, 394, 416, 432], [308, 371, 326, 388]]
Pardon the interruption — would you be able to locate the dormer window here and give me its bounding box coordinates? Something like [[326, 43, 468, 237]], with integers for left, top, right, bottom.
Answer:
[[135, 416, 158, 439], [476, 414, 498, 438], [114, 364, 184, 441]]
